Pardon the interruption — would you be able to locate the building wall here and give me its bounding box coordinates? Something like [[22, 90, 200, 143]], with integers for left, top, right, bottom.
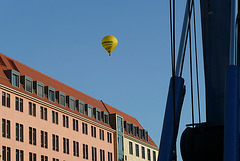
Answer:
[[0, 88, 115, 161], [124, 137, 158, 161]]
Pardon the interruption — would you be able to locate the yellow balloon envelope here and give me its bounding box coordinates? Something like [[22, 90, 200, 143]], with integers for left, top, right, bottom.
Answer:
[[102, 35, 118, 56]]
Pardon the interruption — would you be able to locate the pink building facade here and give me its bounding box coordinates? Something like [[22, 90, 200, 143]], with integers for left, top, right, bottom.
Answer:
[[0, 87, 115, 161]]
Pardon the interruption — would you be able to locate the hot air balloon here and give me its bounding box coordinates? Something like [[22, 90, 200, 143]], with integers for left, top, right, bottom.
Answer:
[[102, 35, 118, 56]]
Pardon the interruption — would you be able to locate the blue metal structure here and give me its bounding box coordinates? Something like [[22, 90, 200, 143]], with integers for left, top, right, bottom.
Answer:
[[158, 0, 240, 160]]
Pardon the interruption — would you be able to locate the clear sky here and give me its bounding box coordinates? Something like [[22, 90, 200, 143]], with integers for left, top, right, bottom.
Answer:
[[0, 1, 206, 160]]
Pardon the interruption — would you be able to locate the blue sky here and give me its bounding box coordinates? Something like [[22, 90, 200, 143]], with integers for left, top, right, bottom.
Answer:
[[0, 1, 206, 160]]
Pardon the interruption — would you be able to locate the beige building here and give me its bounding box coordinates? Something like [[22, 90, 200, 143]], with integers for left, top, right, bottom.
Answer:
[[124, 136, 158, 161]]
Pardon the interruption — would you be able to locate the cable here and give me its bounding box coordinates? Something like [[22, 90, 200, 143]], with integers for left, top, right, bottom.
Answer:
[[169, 0, 177, 160], [188, 0, 195, 128], [192, 0, 201, 123]]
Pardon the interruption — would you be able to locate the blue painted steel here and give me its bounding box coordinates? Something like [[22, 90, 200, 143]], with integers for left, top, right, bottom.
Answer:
[[158, 76, 185, 161], [224, 65, 239, 161], [176, 0, 192, 77], [229, 0, 238, 65], [200, 0, 231, 126]]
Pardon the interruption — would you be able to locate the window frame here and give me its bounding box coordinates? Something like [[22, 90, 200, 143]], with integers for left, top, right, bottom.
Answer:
[[21, 75, 33, 93], [34, 81, 44, 98], [76, 100, 85, 114]]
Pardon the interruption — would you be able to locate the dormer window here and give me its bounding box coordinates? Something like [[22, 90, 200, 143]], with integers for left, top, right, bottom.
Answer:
[[102, 111, 109, 124], [56, 91, 66, 107], [124, 121, 131, 134], [12, 73, 20, 87], [67, 96, 75, 111], [140, 129, 143, 140], [131, 124, 137, 137], [144, 130, 149, 142], [137, 127, 143, 139], [33, 81, 44, 98], [94, 108, 101, 121], [76, 100, 85, 114], [85, 104, 93, 118], [21, 76, 33, 93], [45, 86, 55, 102], [4, 69, 20, 88]]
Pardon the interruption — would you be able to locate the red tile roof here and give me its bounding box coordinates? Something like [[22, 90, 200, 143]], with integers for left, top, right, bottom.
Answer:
[[0, 53, 157, 148]]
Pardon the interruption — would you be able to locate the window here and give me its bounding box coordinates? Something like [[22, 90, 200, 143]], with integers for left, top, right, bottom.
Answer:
[[96, 109, 101, 121], [56, 91, 65, 107], [129, 142, 133, 154], [16, 123, 24, 142], [41, 131, 48, 148], [118, 154, 124, 161], [34, 81, 44, 98], [100, 149, 105, 161], [15, 97, 23, 112], [67, 96, 75, 111], [52, 134, 59, 151], [124, 121, 130, 134], [145, 130, 149, 142], [73, 141, 79, 157], [142, 146, 145, 159], [52, 111, 59, 124], [138, 127, 143, 140], [2, 91, 6, 106], [29, 102, 36, 116], [12, 73, 20, 88], [147, 149, 151, 161], [91, 126, 96, 138], [52, 158, 59, 161], [117, 116, 123, 132], [49, 90, 55, 102], [103, 112, 109, 124], [6, 93, 10, 107], [92, 147, 97, 161], [2, 146, 11, 161], [136, 144, 139, 157], [76, 100, 85, 114], [107, 132, 112, 143], [26, 78, 33, 93], [102, 111, 109, 124], [132, 124, 137, 137], [118, 135, 123, 151], [2, 92, 10, 108], [63, 137, 69, 154], [63, 115, 69, 128], [21, 76, 33, 93], [86, 104, 93, 118], [2, 119, 10, 139], [108, 152, 113, 161], [29, 152, 37, 161], [16, 149, 24, 161], [40, 106, 47, 121], [83, 144, 88, 159], [45, 86, 55, 102], [29, 127, 36, 145], [73, 118, 79, 131], [41, 155, 48, 161], [99, 129, 104, 141], [59, 94, 65, 106], [153, 151, 156, 161], [82, 122, 88, 135]]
